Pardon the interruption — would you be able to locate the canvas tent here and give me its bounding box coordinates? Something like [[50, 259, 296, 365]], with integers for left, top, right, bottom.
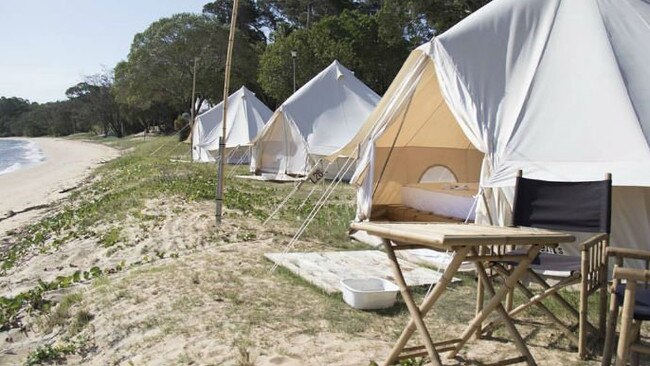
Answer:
[[192, 86, 272, 163], [331, 0, 650, 256], [250, 60, 380, 180]]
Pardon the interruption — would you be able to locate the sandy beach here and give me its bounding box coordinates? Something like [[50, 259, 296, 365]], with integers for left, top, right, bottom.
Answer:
[[0, 136, 600, 365], [0, 137, 119, 235]]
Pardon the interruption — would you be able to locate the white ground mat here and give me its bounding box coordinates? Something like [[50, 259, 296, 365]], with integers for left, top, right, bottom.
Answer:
[[265, 250, 458, 294], [350, 230, 475, 272]]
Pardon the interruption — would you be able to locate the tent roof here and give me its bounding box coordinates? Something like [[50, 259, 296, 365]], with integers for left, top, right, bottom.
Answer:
[[255, 60, 380, 157], [193, 86, 272, 150], [340, 0, 650, 187], [432, 0, 650, 186]]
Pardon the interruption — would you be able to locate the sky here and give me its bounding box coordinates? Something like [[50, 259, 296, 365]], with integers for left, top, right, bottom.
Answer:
[[0, 0, 209, 103]]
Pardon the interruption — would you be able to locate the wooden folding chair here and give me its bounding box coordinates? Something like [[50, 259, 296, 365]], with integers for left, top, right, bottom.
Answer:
[[602, 247, 650, 366], [482, 170, 612, 359]]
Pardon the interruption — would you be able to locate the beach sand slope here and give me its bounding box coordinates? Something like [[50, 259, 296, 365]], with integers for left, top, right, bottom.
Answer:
[[0, 138, 119, 235]]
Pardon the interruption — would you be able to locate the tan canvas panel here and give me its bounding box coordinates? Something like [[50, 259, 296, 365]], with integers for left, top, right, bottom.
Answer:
[[371, 147, 483, 205], [375, 60, 473, 149], [368, 58, 483, 207], [327, 50, 426, 159]]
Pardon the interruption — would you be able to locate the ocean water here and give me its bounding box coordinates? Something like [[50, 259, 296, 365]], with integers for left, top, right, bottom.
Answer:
[[0, 139, 46, 175]]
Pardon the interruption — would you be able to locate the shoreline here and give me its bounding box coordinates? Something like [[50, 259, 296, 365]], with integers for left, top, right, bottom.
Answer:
[[0, 137, 119, 236], [0, 137, 46, 175]]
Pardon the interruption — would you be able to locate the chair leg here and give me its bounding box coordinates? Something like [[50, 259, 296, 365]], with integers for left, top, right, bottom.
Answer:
[[615, 281, 637, 366], [601, 291, 620, 366], [579, 275, 589, 359], [505, 265, 514, 312], [579, 248, 590, 359], [630, 320, 641, 366], [600, 283, 608, 338]]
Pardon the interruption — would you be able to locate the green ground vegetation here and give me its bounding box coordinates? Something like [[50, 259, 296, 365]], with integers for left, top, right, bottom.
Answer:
[[1, 135, 605, 365], [0, 135, 357, 332]]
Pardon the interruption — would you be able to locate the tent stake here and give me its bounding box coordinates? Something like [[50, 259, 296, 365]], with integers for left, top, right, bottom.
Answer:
[[216, 0, 240, 225]]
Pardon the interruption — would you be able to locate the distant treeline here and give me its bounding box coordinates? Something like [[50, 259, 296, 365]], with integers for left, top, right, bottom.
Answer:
[[0, 0, 489, 138]]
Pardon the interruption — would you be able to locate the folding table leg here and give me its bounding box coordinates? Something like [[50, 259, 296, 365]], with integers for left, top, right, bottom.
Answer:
[[448, 246, 542, 366], [475, 245, 485, 340], [382, 243, 471, 366], [382, 240, 441, 366]]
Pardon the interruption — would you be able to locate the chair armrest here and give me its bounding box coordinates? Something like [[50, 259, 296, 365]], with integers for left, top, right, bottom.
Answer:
[[607, 247, 650, 261], [613, 267, 650, 282], [580, 233, 609, 251]]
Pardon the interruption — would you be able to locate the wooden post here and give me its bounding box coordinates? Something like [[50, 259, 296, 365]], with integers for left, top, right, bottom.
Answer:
[[599, 238, 609, 338], [216, 0, 240, 225], [189, 57, 199, 159], [579, 243, 589, 359]]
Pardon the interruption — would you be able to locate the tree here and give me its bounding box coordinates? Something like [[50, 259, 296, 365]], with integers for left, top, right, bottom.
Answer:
[[258, 0, 355, 28], [0, 97, 32, 137], [203, 0, 271, 42], [66, 73, 127, 137], [114, 13, 262, 128], [377, 0, 492, 40], [258, 10, 409, 103]]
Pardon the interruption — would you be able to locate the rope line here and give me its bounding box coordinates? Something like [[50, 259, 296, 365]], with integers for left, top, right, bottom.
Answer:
[[270, 152, 357, 273]]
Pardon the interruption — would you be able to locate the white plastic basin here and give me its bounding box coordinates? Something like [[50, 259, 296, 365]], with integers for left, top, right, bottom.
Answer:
[[340, 278, 400, 310]]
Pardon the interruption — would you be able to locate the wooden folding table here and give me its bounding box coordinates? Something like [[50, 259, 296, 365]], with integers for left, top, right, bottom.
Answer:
[[350, 222, 575, 366]]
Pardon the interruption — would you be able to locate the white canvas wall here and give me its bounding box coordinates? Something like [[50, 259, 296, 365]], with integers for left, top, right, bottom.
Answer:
[[251, 60, 380, 178], [343, 0, 650, 257], [192, 86, 272, 164]]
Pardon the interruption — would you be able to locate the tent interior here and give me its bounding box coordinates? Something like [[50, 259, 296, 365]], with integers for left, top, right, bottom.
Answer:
[[338, 50, 484, 223], [368, 59, 483, 221]]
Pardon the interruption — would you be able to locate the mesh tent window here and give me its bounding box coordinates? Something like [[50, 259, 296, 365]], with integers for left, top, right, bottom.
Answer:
[[419, 165, 458, 183]]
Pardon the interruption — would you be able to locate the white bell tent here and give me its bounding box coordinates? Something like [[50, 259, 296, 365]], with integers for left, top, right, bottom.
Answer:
[[192, 86, 272, 164], [250, 60, 380, 180], [330, 0, 650, 256]]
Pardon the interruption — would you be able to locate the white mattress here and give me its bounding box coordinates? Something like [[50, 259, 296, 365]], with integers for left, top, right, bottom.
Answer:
[[400, 183, 478, 221]]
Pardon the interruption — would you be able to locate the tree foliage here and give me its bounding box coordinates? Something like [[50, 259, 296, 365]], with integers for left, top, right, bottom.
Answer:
[[0, 97, 32, 137], [114, 13, 262, 117], [1, 1, 490, 138], [66, 73, 128, 137], [258, 10, 408, 103]]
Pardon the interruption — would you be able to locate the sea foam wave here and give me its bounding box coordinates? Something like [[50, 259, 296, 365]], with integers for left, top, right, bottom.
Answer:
[[0, 139, 46, 175], [21, 140, 46, 164]]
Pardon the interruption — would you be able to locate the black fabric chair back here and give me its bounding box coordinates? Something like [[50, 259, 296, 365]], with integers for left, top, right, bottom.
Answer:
[[512, 174, 612, 234]]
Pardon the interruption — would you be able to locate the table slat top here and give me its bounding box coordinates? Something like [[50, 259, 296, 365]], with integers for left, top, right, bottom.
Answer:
[[350, 222, 575, 250]]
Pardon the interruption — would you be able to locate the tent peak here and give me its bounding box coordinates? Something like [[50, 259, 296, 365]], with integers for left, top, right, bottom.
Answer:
[[235, 85, 261, 99], [328, 60, 353, 80]]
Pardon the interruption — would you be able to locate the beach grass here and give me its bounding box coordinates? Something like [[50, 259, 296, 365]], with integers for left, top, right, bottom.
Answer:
[[0, 135, 358, 331], [0, 134, 608, 365]]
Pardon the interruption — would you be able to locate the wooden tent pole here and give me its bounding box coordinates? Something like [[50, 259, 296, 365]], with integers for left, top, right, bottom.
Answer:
[[216, 0, 240, 224], [189, 57, 198, 158]]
